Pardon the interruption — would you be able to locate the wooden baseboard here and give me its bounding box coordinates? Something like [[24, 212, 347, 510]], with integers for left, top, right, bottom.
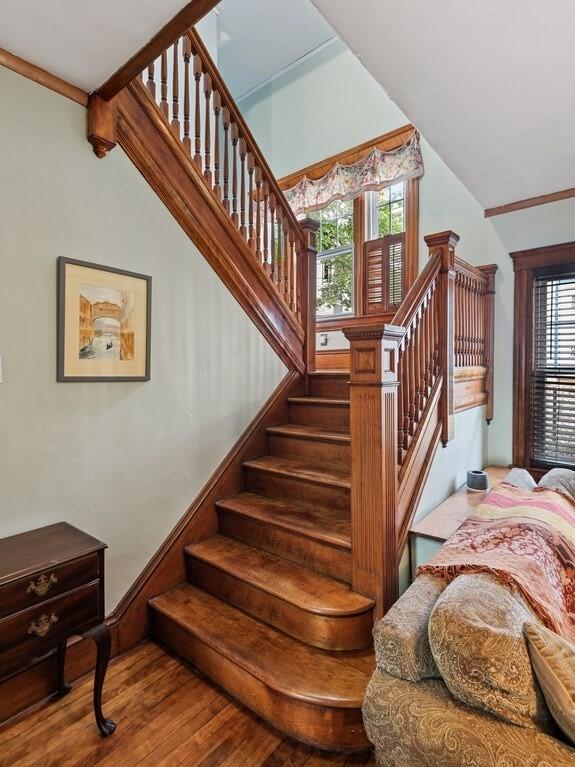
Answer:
[[0, 370, 304, 725]]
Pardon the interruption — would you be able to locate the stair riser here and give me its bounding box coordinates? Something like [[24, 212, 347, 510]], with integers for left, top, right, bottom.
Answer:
[[288, 403, 350, 430], [308, 376, 350, 400], [268, 434, 350, 472], [151, 611, 370, 751], [217, 510, 352, 583], [186, 558, 372, 651], [245, 468, 350, 512]]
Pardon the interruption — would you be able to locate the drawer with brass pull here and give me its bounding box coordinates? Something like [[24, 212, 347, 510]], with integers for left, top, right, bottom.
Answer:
[[0, 581, 99, 674], [0, 553, 99, 619]]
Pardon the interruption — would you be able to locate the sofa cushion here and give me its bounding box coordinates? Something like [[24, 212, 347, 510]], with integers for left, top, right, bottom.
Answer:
[[362, 670, 575, 767], [538, 468, 575, 501], [504, 467, 537, 490], [428, 573, 551, 729], [373, 574, 445, 681], [525, 622, 575, 745]]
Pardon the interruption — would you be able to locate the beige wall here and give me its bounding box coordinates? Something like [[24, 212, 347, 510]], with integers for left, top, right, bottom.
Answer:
[[0, 66, 286, 610]]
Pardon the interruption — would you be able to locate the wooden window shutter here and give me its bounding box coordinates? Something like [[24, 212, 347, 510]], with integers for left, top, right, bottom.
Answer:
[[364, 233, 405, 315]]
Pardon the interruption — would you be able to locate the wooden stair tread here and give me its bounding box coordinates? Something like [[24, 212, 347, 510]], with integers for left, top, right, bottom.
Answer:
[[267, 423, 350, 443], [150, 584, 371, 707], [216, 493, 351, 548], [243, 456, 350, 490], [287, 397, 349, 407], [186, 535, 372, 616]]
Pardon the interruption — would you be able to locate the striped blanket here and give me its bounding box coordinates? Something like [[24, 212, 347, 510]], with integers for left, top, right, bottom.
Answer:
[[418, 482, 575, 641]]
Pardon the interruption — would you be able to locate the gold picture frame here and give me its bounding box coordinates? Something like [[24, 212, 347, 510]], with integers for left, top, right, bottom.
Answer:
[[57, 257, 151, 382]]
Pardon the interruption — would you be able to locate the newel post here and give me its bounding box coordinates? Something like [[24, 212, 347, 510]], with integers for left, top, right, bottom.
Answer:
[[342, 324, 403, 619], [298, 218, 320, 373], [88, 95, 118, 158], [479, 264, 498, 424], [424, 231, 459, 446]]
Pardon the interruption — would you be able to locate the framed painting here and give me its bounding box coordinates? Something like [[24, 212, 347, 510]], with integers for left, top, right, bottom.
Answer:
[[57, 257, 151, 382]]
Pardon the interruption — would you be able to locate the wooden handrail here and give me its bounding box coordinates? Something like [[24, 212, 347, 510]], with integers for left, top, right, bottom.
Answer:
[[393, 251, 441, 328], [127, 22, 309, 344]]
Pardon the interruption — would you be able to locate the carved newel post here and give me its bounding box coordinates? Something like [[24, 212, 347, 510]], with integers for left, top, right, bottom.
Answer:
[[298, 218, 320, 374], [424, 231, 459, 446], [343, 324, 403, 619]]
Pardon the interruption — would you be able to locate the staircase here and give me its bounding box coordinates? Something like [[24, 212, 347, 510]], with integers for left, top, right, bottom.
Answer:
[[149, 372, 374, 751], [85, 16, 498, 753]]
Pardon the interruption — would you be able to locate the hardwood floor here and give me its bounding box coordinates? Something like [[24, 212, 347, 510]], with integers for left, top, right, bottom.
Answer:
[[0, 642, 375, 767]]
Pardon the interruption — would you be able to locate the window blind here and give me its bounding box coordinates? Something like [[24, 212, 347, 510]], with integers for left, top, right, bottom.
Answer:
[[532, 272, 575, 467]]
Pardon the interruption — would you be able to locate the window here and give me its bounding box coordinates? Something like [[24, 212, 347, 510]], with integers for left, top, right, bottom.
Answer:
[[309, 200, 354, 318], [512, 242, 575, 473], [532, 271, 575, 467], [369, 182, 405, 238]]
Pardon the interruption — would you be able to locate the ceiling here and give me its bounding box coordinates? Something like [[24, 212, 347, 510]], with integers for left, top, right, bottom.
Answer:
[[216, 0, 335, 99], [312, 0, 575, 208], [0, 0, 190, 92]]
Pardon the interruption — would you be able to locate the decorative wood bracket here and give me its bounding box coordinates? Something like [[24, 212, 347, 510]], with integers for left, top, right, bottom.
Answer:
[[88, 95, 117, 158]]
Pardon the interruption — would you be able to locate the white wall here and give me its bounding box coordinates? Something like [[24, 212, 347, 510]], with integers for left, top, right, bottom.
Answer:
[[239, 38, 506, 509], [0, 66, 286, 610]]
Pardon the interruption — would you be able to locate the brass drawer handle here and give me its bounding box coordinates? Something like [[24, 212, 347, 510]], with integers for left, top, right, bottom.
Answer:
[[27, 573, 58, 597], [28, 613, 59, 638]]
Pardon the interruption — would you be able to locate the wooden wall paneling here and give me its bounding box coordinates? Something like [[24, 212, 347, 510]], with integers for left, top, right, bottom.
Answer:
[[97, 0, 221, 100], [453, 366, 488, 413], [0, 48, 88, 106], [353, 195, 367, 318], [0, 371, 304, 725], [315, 349, 350, 371], [343, 324, 403, 618], [116, 82, 305, 373]]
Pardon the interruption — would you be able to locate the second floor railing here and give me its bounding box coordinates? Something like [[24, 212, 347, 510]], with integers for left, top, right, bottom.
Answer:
[[138, 27, 306, 324]]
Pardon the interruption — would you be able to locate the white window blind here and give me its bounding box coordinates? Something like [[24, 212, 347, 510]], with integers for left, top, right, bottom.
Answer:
[[532, 272, 575, 467]]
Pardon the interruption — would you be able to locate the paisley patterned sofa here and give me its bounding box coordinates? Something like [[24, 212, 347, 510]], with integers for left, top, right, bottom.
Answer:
[[362, 573, 575, 766]]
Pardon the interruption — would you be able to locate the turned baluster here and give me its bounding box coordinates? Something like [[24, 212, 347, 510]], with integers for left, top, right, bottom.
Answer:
[[193, 54, 203, 169], [397, 347, 405, 463], [160, 50, 169, 119], [288, 232, 296, 310], [213, 90, 222, 199], [247, 154, 255, 251], [262, 181, 269, 273], [269, 194, 276, 286], [222, 107, 231, 214], [146, 61, 156, 99], [283, 222, 291, 304], [255, 167, 263, 263], [239, 138, 247, 240], [412, 314, 421, 422], [277, 210, 285, 300], [182, 39, 191, 154], [407, 327, 416, 437], [422, 292, 431, 397], [402, 338, 411, 448], [231, 124, 239, 227], [454, 273, 461, 365], [203, 73, 212, 186]]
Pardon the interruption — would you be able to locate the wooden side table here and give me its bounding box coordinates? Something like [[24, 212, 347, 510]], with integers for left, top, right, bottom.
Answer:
[[0, 522, 115, 736], [408, 465, 509, 579]]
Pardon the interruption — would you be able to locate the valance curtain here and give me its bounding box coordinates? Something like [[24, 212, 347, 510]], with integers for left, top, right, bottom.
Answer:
[[284, 132, 424, 218]]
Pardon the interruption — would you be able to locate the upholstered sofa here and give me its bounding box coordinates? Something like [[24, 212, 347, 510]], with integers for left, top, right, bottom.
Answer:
[[363, 574, 575, 767]]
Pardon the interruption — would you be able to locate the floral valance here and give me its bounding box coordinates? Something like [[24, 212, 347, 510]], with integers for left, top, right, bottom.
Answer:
[[284, 132, 424, 218]]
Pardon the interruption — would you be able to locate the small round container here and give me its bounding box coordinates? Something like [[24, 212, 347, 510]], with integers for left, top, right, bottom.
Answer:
[[467, 469, 488, 491]]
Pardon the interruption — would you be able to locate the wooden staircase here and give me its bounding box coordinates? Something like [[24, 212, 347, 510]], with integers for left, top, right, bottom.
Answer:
[[149, 372, 374, 751]]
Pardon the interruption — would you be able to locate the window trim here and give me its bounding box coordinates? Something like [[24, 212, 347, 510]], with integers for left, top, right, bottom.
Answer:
[[511, 240, 575, 474]]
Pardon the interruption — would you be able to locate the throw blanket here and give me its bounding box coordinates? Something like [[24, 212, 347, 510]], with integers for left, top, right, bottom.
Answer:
[[418, 482, 575, 641]]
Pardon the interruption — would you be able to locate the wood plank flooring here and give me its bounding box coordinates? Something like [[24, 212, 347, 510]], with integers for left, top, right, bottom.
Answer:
[[0, 642, 375, 767]]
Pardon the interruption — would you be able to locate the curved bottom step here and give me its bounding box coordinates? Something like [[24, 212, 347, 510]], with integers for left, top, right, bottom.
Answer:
[[150, 584, 373, 751]]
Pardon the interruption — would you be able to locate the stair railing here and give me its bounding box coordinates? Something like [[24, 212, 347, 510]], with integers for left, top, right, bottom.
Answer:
[[344, 231, 462, 618], [133, 27, 310, 337]]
